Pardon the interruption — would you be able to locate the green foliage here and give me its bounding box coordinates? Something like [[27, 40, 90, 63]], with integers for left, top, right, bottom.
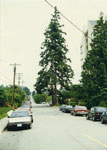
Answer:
[[33, 93, 48, 104], [32, 91, 36, 97], [34, 7, 74, 105], [0, 86, 7, 106], [23, 87, 31, 96], [61, 90, 73, 99], [0, 85, 26, 108], [59, 84, 85, 104], [46, 96, 52, 103], [99, 100, 107, 107], [81, 15, 107, 108], [5, 86, 25, 107], [0, 107, 11, 119]]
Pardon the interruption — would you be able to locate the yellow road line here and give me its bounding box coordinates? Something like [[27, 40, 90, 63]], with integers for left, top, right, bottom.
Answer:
[[84, 134, 107, 148]]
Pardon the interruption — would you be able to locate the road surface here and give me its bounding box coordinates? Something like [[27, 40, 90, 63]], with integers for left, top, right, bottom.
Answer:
[[0, 102, 107, 150]]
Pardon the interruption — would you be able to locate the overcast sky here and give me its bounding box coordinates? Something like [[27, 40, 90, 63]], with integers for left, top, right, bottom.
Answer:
[[0, 0, 107, 91]]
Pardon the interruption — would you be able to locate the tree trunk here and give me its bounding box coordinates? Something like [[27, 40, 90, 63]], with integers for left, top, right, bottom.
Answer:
[[54, 83, 57, 105], [52, 85, 55, 105], [51, 84, 57, 106]]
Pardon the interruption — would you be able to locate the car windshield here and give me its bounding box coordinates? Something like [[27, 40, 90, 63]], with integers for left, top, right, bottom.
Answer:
[[75, 106, 87, 110], [96, 107, 107, 112], [10, 111, 29, 118], [67, 106, 72, 108]]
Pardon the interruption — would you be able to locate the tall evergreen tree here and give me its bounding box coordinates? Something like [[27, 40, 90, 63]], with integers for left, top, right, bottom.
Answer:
[[81, 15, 107, 108], [34, 7, 74, 105]]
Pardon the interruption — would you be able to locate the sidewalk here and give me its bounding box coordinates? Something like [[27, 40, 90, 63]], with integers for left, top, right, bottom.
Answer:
[[0, 117, 8, 134], [0, 110, 13, 134]]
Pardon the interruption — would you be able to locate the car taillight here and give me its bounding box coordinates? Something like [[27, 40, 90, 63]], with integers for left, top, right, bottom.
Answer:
[[75, 110, 79, 112], [75, 109, 84, 112]]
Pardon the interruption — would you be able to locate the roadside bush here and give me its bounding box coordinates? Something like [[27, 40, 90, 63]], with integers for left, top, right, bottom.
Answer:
[[0, 86, 7, 106], [0, 107, 11, 119], [33, 93, 48, 104], [46, 96, 52, 103], [99, 100, 107, 107]]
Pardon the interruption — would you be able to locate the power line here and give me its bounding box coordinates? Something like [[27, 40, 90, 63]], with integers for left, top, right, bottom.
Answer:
[[17, 73, 23, 86], [0, 78, 11, 85], [0, 72, 12, 82], [44, 0, 91, 39]]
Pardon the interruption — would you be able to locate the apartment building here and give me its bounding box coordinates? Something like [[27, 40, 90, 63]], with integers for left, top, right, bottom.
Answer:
[[80, 20, 97, 68]]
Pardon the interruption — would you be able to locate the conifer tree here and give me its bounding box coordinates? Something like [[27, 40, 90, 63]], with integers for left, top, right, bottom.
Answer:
[[81, 15, 107, 108], [35, 7, 74, 105]]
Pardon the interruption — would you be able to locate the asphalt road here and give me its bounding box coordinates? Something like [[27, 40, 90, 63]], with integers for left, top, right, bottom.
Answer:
[[0, 102, 107, 150]]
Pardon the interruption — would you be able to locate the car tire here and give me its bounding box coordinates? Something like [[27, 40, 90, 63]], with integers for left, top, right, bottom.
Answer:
[[92, 116, 96, 121], [74, 112, 76, 116], [86, 115, 90, 120], [7, 126, 11, 131], [31, 119, 33, 123], [101, 118, 105, 124], [28, 123, 32, 129]]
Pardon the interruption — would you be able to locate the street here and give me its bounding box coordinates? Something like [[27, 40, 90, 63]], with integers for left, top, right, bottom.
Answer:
[[0, 102, 107, 150]]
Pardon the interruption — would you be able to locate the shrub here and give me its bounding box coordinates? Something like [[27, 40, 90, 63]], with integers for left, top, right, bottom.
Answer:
[[0, 107, 11, 119], [33, 93, 48, 104]]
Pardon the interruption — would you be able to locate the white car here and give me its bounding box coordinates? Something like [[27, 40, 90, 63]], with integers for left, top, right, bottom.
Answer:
[[7, 110, 32, 130], [18, 105, 33, 123]]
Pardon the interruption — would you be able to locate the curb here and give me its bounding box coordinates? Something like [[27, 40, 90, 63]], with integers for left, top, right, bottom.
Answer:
[[0, 117, 8, 134], [0, 110, 13, 134]]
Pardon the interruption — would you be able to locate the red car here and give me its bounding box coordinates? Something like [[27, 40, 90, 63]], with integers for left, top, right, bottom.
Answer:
[[71, 105, 88, 116]]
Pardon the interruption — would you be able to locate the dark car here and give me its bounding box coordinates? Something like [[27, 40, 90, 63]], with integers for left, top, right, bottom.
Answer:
[[71, 105, 88, 116], [86, 107, 107, 121], [63, 105, 73, 113], [62, 105, 68, 112], [101, 110, 107, 124], [59, 105, 66, 111]]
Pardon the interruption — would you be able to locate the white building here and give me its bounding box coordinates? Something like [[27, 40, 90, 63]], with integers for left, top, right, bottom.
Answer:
[[80, 20, 97, 68]]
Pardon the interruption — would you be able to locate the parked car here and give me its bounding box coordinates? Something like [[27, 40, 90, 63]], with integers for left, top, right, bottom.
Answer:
[[18, 105, 33, 123], [62, 105, 67, 112], [24, 101, 32, 108], [7, 110, 32, 130], [59, 105, 66, 111], [100, 110, 107, 124], [63, 105, 73, 113], [71, 105, 88, 116], [86, 107, 107, 121]]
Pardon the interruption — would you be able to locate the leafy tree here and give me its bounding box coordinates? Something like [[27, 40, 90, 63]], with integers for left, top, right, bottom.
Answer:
[[81, 15, 107, 108], [5, 85, 25, 107], [23, 87, 31, 96], [32, 90, 36, 97], [33, 93, 48, 104], [34, 7, 74, 105], [59, 84, 85, 105], [0, 86, 7, 106]]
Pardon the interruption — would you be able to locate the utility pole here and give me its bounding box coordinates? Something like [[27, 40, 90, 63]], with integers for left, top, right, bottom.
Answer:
[[21, 80, 25, 89], [10, 63, 21, 109], [17, 73, 23, 86]]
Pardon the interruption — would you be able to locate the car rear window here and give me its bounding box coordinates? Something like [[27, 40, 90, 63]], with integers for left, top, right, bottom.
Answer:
[[96, 107, 107, 112], [75, 106, 87, 110], [11, 111, 29, 118]]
